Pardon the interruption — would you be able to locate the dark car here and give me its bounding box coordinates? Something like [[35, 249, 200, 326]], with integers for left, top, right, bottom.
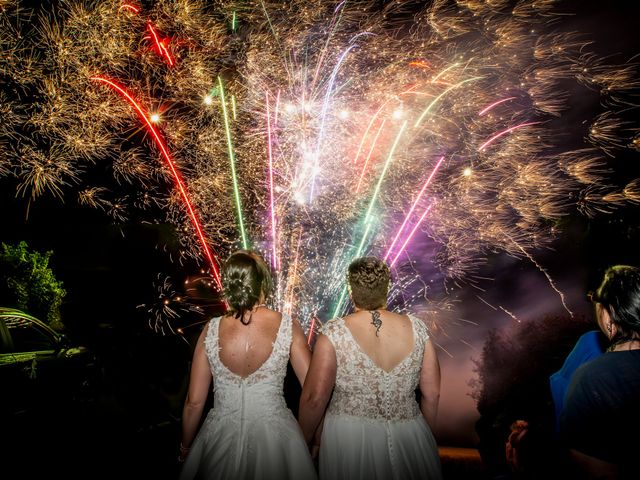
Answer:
[[0, 307, 98, 419]]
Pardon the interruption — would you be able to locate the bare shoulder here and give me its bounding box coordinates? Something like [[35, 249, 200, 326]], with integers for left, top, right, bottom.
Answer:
[[321, 317, 343, 335], [260, 308, 284, 324], [386, 311, 412, 322]]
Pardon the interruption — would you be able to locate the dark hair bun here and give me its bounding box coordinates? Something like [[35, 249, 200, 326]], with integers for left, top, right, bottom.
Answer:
[[222, 251, 272, 324]]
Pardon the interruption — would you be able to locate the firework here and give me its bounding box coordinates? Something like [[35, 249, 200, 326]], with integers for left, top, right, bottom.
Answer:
[[138, 273, 204, 335], [1, 0, 638, 333]]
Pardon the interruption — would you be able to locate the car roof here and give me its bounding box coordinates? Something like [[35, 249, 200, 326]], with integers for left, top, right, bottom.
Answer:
[[0, 308, 57, 334], [0, 307, 42, 321]]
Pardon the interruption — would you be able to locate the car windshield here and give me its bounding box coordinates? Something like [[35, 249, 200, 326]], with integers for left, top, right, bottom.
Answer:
[[5, 316, 56, 352]]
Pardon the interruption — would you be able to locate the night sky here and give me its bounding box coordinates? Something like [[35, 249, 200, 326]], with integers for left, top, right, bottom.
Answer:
[[2, 0, 640, 452]]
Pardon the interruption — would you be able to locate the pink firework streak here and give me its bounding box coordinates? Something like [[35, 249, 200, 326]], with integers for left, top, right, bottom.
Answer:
[[307, 315, 317, 345], [91, 76, 222, 289], [478, 122, 541, 152], [384, 156, 444, 262], [266, 91, 279, 271], [478, 97, 516, 116], [390, 203, 434, 268]]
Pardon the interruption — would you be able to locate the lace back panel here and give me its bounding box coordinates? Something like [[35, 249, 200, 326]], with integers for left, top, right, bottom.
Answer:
[[322, 314, 430, 421]]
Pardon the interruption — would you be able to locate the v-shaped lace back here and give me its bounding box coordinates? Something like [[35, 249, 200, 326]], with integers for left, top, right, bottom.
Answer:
[[343, 321, 415, 374], [322, 314, 430, 421]]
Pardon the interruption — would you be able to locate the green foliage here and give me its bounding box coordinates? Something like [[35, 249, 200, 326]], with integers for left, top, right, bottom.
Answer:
[[0, 241, 66, 327]]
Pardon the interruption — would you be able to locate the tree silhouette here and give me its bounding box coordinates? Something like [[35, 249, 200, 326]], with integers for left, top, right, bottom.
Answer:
[[471, 314, 597, 477]]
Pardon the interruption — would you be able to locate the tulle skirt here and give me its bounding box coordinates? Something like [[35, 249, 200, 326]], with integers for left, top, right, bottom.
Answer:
[[180, 407, 317, 480], [319, 413, 442, 480]]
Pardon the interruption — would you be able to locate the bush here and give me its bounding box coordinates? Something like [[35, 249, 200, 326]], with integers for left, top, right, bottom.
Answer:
[[0, 241, 66, 328]]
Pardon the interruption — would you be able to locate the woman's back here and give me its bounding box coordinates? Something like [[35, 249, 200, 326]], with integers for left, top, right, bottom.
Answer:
[[343, 310, 414, 372], [317, 312, 442, 480], [322, 312, 430, 421], [181, 311, 317, 480], [217, 308, 284, 379], [205, 310, 291, 399], [299, 256, 441, 480], [180, 250, 316, 480]]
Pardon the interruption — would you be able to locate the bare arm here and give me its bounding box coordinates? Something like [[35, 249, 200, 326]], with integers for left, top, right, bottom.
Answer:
[[180, 324, 213, 454], [290, 317, 313, 386], [419, 338, 441, 429], [299, 334, 337, 445]]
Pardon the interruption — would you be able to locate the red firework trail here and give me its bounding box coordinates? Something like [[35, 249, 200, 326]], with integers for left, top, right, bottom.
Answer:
[[119, 4, 140, 13], [147, 23, 175, 67], [91, 76, 222, 290], [119, 3, 174, 66]]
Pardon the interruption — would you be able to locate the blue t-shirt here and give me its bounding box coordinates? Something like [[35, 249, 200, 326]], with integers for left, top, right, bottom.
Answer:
[[549, 330, 605, 433]]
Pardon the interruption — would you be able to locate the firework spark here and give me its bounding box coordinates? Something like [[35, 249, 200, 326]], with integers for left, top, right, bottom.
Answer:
[[1, 0, 638, 333]]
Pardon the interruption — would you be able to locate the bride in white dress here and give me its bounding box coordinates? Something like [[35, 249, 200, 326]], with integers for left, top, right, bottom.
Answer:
[[179, 250, 317, 480], [299, 256, 443, 480]]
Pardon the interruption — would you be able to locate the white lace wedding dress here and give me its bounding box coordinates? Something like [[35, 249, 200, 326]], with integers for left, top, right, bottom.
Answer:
[[179, 314, 317, 480], [319, 314, 443, 480]]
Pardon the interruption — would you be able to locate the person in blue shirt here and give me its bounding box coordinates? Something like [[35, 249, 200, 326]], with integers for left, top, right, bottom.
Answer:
[[549, 329, 606, 434], [560, 265, 640, 479]]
